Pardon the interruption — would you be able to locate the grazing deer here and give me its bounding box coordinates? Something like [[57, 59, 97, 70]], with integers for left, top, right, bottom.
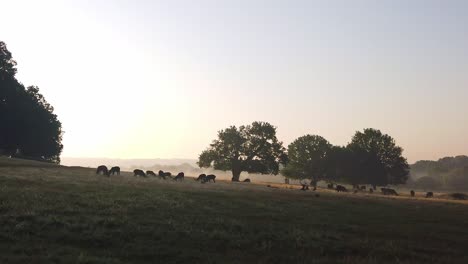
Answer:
[[109, 166, 120, 176], [203, 174, 216, 183], [146, 170, 157, 177], [381, 188, 398, 196], [96, 165, 109, 176], [133, 169, 146, 177], [157, 170, 172, 179], [195, 174, 207, 181], [174, 172, 184, 181], [336, 185, 348, 192], [158, 170, 166, 179]]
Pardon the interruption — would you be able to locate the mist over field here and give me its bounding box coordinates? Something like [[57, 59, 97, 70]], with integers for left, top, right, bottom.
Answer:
[[61, 157, 289, 183], [61, 155, 468, 190]]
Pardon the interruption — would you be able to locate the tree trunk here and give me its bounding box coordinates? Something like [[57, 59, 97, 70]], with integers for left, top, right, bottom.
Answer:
[[231, 169, 241, 182]]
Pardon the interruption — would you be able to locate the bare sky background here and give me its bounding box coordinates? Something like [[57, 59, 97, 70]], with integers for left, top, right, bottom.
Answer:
[[2, 0, 467, 163]]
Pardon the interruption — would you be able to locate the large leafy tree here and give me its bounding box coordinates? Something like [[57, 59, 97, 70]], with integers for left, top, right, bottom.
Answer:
[[347, 128, 409, 187], [1, 41, 20, 155], [0, 41, 63, 163], [281, 135, 333, 187], [198, 121, 287, 181]]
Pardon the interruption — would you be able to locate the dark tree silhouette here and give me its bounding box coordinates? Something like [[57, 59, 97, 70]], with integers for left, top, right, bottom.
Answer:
[[347, 128, 409, 187], [325, 146, 357, 184], [198, 121, 287, 181], [0, 41, 63, 163], [0, 41, 17, 78], [281, 135, 333, 187]]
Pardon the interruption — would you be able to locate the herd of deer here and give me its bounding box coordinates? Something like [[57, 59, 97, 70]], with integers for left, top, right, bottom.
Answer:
[[326, 183, 435, 198], [95, 165, 217, 183], [95, 165, 435, 197]]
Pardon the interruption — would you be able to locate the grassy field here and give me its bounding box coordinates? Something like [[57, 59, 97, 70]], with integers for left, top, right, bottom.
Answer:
[[1, 157, 468, 263]]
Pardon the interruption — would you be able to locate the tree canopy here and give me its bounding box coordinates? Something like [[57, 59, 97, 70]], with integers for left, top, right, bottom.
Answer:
[[346, 128, 409, 186], [281, 129, 410, 188], [409, 155, 468, 190], [0, 41, 63, 163], [281, 135, 333, 185], [0, 41, 17, 78], [198, 121, 287, 181]]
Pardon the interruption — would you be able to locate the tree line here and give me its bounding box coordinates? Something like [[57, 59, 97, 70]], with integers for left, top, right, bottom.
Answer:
[[0, 41, 63, 163], [198, 121, 409, 187], [409, 156, 468, 190]]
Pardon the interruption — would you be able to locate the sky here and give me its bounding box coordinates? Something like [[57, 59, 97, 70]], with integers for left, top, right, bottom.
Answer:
[[1, 0, 468, 163]]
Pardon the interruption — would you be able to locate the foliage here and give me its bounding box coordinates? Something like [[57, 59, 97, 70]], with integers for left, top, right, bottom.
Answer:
[[0, 41, 17, 78], [282, 129, 409, 187], [445, 166, 468, 189], [346, 128, 409, 186], [0, 41, 63, 163], [410, 156, 468, 190], [281, 135, 333, 184], [198, 121, 286, 181], [412, 156, 468, 173]]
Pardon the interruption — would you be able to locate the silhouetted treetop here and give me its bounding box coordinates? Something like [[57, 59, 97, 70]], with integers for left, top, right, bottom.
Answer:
[[282, 135, 333, 185], [0, 41, 17, 78], [347, 128, 409, 186]]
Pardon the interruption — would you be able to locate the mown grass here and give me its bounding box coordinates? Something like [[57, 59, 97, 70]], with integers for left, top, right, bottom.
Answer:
[[0, 158, 467, 263]]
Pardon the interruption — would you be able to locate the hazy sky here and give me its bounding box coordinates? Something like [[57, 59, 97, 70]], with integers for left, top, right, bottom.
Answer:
[[2, 0, 467, 163]]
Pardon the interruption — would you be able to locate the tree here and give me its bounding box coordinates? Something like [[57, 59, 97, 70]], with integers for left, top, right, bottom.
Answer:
[[446, 166, 468, 190], [0, 41, 17, 79], [347, 128, 409, 187], [281, 135, 333, 187], [0, 41, 63, 163], [198, 121, 287, 181], [325, 145, 362, 185]]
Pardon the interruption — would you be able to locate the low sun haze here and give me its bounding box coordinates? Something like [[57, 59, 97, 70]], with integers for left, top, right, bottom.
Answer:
[[2, 0, 467, 162]]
